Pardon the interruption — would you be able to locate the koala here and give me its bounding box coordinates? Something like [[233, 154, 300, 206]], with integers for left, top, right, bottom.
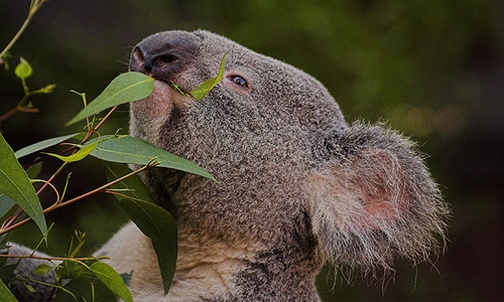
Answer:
[[5, 30, 449, 301]]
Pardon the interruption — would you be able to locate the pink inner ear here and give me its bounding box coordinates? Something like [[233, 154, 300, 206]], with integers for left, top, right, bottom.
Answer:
[[351, 150, 408, 232], [306, 148, 412, 234], [357, 187, 404, 232]]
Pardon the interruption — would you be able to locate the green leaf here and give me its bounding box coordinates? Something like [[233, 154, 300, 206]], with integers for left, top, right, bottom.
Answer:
[[23, 283, 36, 293], [14, 57, 32, 79], [25, 162, 43, 179], [66, 72, 154, 126], [45, 142, 98, 163], [37, 84, 56, 94], [189, 53, 226, 100], [0, 194, 16, 219], [120, 199, 177, 295], [32, 263, 53, 276], [55, 278, 116, 302], [90, 262, 133, 302], [56, 261, 95, 280], [0, 279, 18, 302], [0, 133, 46, 236], [88, 135, 217, 182], [169, 81, 185, 95], [104, 162, 154, 203], [14, 133, 80, 159]]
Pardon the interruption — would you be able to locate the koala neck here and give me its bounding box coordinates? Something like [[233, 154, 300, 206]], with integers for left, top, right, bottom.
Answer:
[[170, 225, 323, 301], [168, 228, 259, 300]]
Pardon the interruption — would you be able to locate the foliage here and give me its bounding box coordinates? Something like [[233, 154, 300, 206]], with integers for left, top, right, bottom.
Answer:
[[1, 0, 500, 301], [0, 2, 220, 300], [188, 53, 227, 100]]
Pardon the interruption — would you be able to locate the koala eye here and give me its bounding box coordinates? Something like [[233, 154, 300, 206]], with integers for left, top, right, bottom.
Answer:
[[227, 75, 249, 90]]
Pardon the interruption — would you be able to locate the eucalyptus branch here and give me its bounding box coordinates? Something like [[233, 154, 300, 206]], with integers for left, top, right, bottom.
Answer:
[[81, 105, 119, 143], [1, 162, 68, 230], [36, 162, 68, 196], [0, 106, 37, 122], [0, 0, 47, 62], [1, 177, 63, 230], [32, 179, 62, 203], [0, 161, 159, 235], [0, 253, 110, 262]]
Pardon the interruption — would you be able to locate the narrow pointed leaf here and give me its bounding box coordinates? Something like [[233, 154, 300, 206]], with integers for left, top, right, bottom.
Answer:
[[32, 264, 53, 276], [55, 278, 116, 302], [189, 53, 226, 100], [88, 135, 216, 182], [15, 133, 80, 158], [0, 194, 16, 219], [25, 162, 43, 179], [66, 72, 154, 126], [0, 279, 18, 302], [120, 199, 177, 295], [104, 162, 154, 203], [0, 134, 46, 236], [45, 142, 98, 163], [90, 262, 133, 302]]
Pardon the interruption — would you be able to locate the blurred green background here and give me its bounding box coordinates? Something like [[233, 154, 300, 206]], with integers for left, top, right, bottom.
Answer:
[[1, 0, 503, 300]]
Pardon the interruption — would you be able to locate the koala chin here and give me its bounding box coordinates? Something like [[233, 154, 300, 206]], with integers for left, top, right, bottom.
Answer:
[[6, 30, 450, 302]]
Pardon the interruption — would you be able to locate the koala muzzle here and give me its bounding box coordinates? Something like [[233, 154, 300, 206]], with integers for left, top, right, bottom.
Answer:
[[129, 31, 201, 82]]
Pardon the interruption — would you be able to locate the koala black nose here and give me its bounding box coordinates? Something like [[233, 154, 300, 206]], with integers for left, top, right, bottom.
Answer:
[[129, 31, 201, 80]]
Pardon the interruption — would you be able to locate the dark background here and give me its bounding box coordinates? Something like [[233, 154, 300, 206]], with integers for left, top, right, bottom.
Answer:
[[1, 0, 503, 300]]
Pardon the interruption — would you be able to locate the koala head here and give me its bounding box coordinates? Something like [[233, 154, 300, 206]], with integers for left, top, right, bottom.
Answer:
[[129, 30, 449, 297]]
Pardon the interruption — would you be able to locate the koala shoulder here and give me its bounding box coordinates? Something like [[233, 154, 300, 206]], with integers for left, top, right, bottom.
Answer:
[[94, 222, 165, 299]]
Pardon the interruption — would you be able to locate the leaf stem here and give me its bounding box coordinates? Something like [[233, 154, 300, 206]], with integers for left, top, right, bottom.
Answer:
[[0, 107, 19, 122], [94, 105, 118, 132], [0, 77, 45, 123], [81, 105, 119, 143], [37, 163, 68, 196], [0, 0, 47, 62], [0, 253, 109, 262]]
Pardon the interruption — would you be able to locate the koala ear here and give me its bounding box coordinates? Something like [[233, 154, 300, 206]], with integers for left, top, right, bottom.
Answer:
[[305, 122, 449, 274]]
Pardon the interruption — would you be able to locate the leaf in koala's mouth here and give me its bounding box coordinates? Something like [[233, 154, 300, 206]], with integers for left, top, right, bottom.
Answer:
[[169, 81, 185, 95], [188, 53, 227, 101]]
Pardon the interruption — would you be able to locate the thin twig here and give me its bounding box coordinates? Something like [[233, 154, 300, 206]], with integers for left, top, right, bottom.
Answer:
[[0, 0, 47, 60], [0, 162, 158, 235], [0, 253, 110, 262]]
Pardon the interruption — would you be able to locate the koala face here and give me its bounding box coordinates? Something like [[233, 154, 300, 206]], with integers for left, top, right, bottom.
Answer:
[[129, 30, 346, 248], [128, 30, 449, 300], [130, 30, 345, 144]]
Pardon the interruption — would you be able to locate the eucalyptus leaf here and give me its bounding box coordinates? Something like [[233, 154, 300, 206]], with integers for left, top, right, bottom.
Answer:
[[45, 142, 98, 163], [0, 133, 46, 236], [14, 57, 32, 79], [32, 264, 53, 276], [90, 262, 133, 302], [104, 162, 154, 203], [0, 194, 16, 219], [25, 162, 43, 179], [120, 198, 177, 295], [0, 279, 17, 302], [189, 53, 226, 100], [66, 72, 154, 126], [23, 284, 36, 293], [14, 133, 80, 159], [55, 260, 95, 280], [88, 135, 216, 182], [55, 278, 116, 302]]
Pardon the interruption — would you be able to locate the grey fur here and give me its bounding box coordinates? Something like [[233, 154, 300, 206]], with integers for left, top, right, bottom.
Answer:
[[6, 30, 449, 301]]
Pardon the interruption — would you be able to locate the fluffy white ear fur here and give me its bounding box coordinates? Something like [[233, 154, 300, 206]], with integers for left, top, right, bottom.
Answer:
[[305, 123, 448, 274]]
